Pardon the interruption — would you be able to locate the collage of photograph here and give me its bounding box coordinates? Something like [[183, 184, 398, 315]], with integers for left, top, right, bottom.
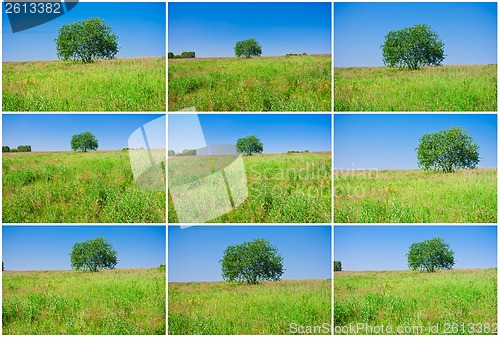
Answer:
[[0, 0, 498, 336]]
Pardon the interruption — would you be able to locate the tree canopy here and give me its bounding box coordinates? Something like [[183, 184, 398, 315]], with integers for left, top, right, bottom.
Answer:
[[235, 38, 262, 58], [71, 132, 99, 152], [55, 17, 118, 63], [407, 237, 455, 272], [220, 238, 284, 284], [381, 24, 445, 70], [416, 127, 479, 173], [236, 135, 263, 155], [70, 237, 118, 272], [334, 261, 342, 272]]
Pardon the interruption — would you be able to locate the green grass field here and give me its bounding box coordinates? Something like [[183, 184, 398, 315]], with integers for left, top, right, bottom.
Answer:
[[168, 152, 331, 223], [2, 268, 166, 335], [334, 65, 497, 111], [3, 57, 166, 111], [169, 279, 331, 334], [3, 151, 166, 223], [168, 55, 331, 111], [334, 269, 497, 335], [334, 169, 496, 223]]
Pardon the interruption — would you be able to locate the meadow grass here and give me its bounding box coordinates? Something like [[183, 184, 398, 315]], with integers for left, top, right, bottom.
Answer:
[[168, 55, 331, 111], [168, 152, 332, 223], [3, 151, 166, 223], [169, 279, 332, 334], [334, 169, 496, 223], [334, 65, 497, 111], [3, 57, 166, 111], [2, 268, 166, 335], [334, 269, 497, 335]]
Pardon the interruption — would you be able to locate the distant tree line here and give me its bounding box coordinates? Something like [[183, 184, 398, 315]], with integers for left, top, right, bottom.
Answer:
[[287, 150, 309, 154], [168, 149, 197, 157], [3, 145, 31, 153], [168, 51, 196, 59], [285, 52, 308, 57]]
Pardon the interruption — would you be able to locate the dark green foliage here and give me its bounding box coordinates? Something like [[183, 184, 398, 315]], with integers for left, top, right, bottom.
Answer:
[[168, 52, 174, 59], [381, 24, 445, 70], [2, 146, 10, 153], [168, 150, 175, 156], [235, 38, 262, 58], [2, 261, 4, 271], [17, 145, 31, 152], [416, 127, 479, 173], [71, 132, 99, 152], [55, 17, 118, 63], [69, 237, 118, 272], [334, 261, 342, 272], [407, 237, 455, 272], [181, 51, 195, 58], [236, 135, 263, 155], [220, 239, 284, 284]]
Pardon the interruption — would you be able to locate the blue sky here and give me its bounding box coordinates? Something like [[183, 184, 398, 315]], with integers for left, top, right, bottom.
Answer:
[[335, 226, 497, 271], [3, 226, 166, 271], [3, 114, 165, 152], [169, 114, 331, 154], [335, 2, 497, 67], [169, 2, 331, 57], [168, 226, 331, 282], [3, 2, 166, 61], [334, 114, 497, 170]]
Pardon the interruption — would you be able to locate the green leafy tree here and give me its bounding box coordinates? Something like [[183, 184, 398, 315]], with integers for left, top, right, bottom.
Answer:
[[235, 38, 262, 58], [71, 132, 99, 152], [70, 237, 118, 272], [334, 261, 342, 272], [2, 261, 4, 271], [17, 145, 31, 152], [2, 146, 10, 153], [168, 52, 174, 59], [181, 51, 195, 58], [236, 135, 263, 155], [407, 238, 455, 272], [55, 17, 118, 63], [381, 24, 445, 70], [220, 239, 284, 284], [416, 127, 479, 173]]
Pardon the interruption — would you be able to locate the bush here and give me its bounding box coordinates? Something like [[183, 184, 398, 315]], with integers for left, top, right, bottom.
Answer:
[[334, 261, 342, 272], [17, 145, 31, 152], [168, 52, 174, 59], [2, 146, 10, 153], [181, 51, 195, 58]]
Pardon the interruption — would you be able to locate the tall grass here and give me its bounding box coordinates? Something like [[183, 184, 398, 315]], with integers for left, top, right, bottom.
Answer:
[[335, 269, 497, 335], [334, 169, 497, 223], [3, 151, 166, 223], [168, 55, 331, 111], [334, 65, 497, 111], [168, 152, 332, 223], [169, 279, 332, 335], [3, 268, 166, 335], [3, 57, 166, 111]]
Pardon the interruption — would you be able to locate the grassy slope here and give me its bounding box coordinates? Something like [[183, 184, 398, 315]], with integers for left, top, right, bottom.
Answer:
[[169, 279, 332, 335], [334, 65, 497, 111], [335, 269, 497, 335], [168, 55, 331, 111], [334, 169, 497, 223], [3, 268, 166, 335], [3, 151, 166, 223], [3, 57, 166, 111], [168, 152, 332, 223]]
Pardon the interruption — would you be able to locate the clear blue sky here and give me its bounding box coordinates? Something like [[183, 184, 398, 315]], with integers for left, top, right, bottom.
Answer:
[[168, 226, 331, 282], [3, 114, 165, 152], [335, 226, 497, 271], [169, 114, 331, 154], [3, 226, 166, 271], [3, 2, 166, 61], [334, 114, 497, 170], [335, 2, 497, 67], [168, 2, 331, 57]]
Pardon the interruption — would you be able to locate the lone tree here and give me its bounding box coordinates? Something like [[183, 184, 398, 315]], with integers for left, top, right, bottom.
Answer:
[[220, 238, 284, 284], [235, 38, 262, 58], [416, 127, 479, 173], [70, 237, 117, 272], [407, 237, 455, 272], [236, 135, 263, 155], [381, 24, 445, 70], [55, 17, 118, 63], [334, 261, 342, 272], [71, 132, 99, 152]]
